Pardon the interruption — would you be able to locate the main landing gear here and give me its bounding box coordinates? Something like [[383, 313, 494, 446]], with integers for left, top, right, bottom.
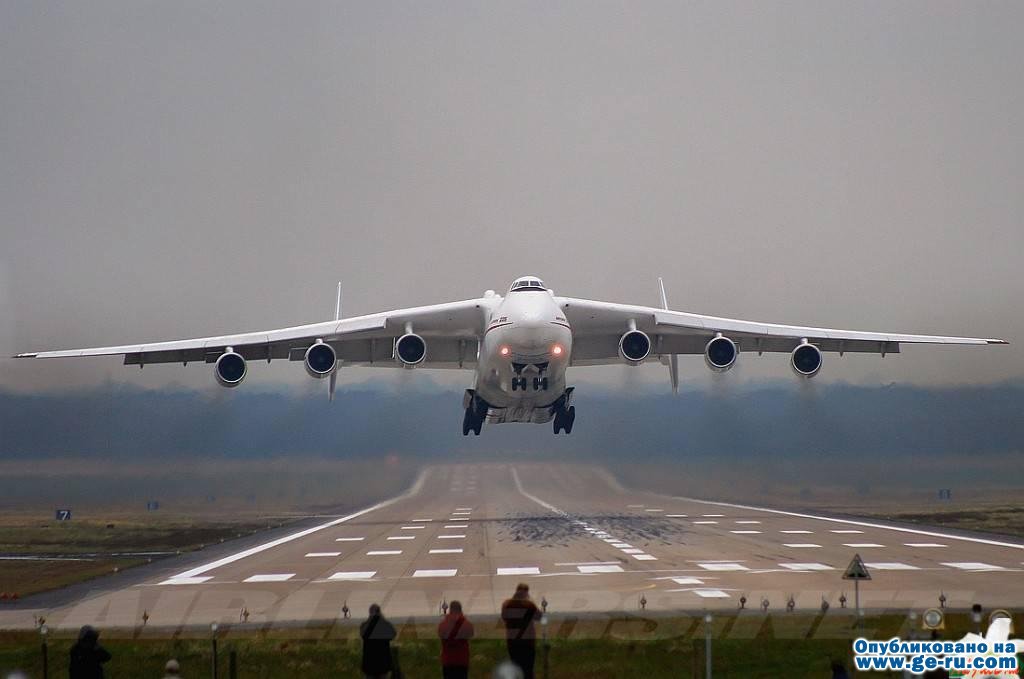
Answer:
[[462, 390, 486, 436], [553, 405, 575, 435]]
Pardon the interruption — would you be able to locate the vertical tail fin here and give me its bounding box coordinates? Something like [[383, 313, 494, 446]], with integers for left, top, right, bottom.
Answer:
[[329, 282, 342, 402], [658, 278, 679, 395]]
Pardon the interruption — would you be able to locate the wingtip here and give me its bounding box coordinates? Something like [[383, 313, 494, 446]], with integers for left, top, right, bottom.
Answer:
[[987, 339, 1010, 345], [13, 352, 38, 359]]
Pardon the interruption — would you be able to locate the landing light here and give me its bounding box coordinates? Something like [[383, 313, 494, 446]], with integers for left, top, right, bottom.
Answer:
[[552, 344, 563, 356], [499, 345, 511, 357]]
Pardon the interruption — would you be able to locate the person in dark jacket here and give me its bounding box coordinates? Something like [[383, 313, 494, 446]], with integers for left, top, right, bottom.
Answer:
[[437, 600, 475, 679], [68, 625, 111, 679], [360, 603, 397, 679], [500, 584, 539, 679]]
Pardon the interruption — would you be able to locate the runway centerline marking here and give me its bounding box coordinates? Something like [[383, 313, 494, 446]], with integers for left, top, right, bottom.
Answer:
[[445, 524, 468, 529], [335, 537, 365, 542], [781, 530, 813, 534], [367, 550, 402, 556], [305, 552, 341, 557], [387, 536, 415, 541], [783, 544, 821, 548], [429, 548, 463, 554], [693, 521, 718, 525], [400, 526, 424, 530], [842, 543, 885, 548], [905, 543, 947, 548], [731, 530, 763, 534], [165, 469, 428, 581], [438, 534, 466, 539]]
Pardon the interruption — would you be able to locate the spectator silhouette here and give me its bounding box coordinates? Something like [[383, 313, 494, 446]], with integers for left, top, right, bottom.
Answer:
[[500, 584, 539, 679], [437, 600, 475, 679], [68, 625, 111, 679], [162, 658, 181, 678], [360, 603, 397, 679], [830, 659, 849, 678]]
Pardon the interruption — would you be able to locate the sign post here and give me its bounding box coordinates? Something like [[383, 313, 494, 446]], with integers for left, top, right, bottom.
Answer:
[[842, 554, 871, 630]]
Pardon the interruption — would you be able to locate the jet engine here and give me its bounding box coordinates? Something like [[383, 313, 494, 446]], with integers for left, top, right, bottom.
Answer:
[[395, 333, 427, 366], [214, 350, 247, 387], [304, 341, 337, 378], [619, 330, 651, 364], [791, 342, 823, 377], [704, 335, 738, 372]]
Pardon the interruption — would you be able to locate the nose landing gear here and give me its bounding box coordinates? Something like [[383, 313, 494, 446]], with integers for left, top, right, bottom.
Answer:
[[461, 390, 487, 436]]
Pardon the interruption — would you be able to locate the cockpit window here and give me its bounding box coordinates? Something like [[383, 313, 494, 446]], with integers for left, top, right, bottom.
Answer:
[[510, 278, 546, 292]]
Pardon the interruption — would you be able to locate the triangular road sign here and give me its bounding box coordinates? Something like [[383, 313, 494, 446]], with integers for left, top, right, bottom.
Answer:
[[842, 553, 872, 581]]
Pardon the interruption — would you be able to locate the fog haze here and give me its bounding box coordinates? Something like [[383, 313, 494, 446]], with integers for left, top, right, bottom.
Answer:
[[2, 2, 1021, 392]]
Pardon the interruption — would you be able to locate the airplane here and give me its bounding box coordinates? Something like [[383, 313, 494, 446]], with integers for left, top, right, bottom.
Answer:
[[15, 275, 1007, 435]]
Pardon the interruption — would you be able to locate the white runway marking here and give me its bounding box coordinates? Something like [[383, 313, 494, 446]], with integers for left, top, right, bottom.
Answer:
[[602, 538, 620, 543], [633, 554, 658, 561], [702, 514, 725, 517], [612, 543, 633, 549], [783, 544, 821, 548], [497, 567, 541, 576], [842, 543, 885, 548], [164, 470, 428, 581], [697, 563, 749, 571], [305, 552, 341, 557], [244, 573, 295, 583], [412, 518, 433, 522], [627, 504, 645, 508], [401, 526, 424, 530], [557, 561, 620, 566], [694, 589, 730, 598], [666, 514, 688, 518], [669, 492, 1024, 551], [328, 571, 376, 580], [445, 524, 469, 529], [621, 548, 644, 554], [159, 576, 212, 586], [942, 562, 1005, 571], [387, 536, 415, 541], [735, 520, 761, 524], [455, 507, 473, 511], [781, 530, 813, 534], [413, 569, 458, 578], [865, 562, 919, 570], [731, 530, 763, 534], [438, 534, 465, 539], [780, 563, 834, 571], [830, 530, 864, 534], [693, 521, 718, 525], [367, 550, 402, 556], [578, 565, 624, 573], [335, 537, 365, 542], [671, 577, 705, 585], [905, 543, 947, 548], [644, 509, 664, 513], [429, 548, 463, 554]]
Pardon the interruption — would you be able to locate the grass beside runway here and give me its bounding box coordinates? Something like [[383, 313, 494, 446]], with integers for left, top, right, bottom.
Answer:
[[1, 612, 1016, 678]]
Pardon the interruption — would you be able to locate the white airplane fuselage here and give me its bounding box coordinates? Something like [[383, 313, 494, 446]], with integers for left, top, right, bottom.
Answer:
[[473, 288, 573, 423]]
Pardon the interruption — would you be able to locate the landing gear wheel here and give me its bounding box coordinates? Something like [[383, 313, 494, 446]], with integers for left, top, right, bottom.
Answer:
[[553, 405, 575, 435]]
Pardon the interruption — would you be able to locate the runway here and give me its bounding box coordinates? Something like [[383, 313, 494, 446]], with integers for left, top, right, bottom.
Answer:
[[4, 463, 1024, 630]]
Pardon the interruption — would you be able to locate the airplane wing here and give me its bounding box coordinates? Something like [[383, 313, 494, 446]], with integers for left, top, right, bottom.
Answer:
[[557, 296, 1007, 366], [15, 298, 492, 369]]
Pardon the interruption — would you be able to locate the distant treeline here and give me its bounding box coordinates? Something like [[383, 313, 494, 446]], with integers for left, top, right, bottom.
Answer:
[[1, 381, 1021, 461]]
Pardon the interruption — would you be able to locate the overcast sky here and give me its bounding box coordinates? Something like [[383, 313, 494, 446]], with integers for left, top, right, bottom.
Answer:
[[1, 1, 1021, 393]]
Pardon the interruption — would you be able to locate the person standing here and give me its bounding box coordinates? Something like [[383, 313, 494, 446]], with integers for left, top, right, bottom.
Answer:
[[360, 604, 397, 679], [437, 600, 475, 679], [68, 625, 111, 679], [500, 584, 539, 679]]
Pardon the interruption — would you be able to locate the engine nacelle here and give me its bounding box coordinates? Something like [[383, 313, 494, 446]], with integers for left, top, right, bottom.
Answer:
[[304, 341, 337, 379], [214, 350, 247, 388], [704, 335, 738, 372], [619, 330, 651, 364], [395, 333, 426, 366], [791, 342, 823, 377]]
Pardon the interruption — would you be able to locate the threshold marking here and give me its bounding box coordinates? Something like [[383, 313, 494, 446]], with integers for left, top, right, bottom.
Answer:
[[438, 534, 466, 539], [335, 537, 365, 542], [633, 554, 658, 561], [413, 569, 458, 578], [780, 563, 834, 571], [445, 524, 469, 529], [942, 562, 1005, 571], [367, 550, 402, 556], [429, 548, 463, 554], [497, 567, 541, 576], [578, 565, 624, 574], [305, 552, 341, 558], [328, 571, 375, 581], [694, 589, 730, 598], [865, 562, 919, 570], [671, 577, 705, 585], [731, 530, 762, 535], [697, 563, 748, 571], [159, 576, 212, 586], [387, 536, 415, 541], [244, 573, 294, 583]]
